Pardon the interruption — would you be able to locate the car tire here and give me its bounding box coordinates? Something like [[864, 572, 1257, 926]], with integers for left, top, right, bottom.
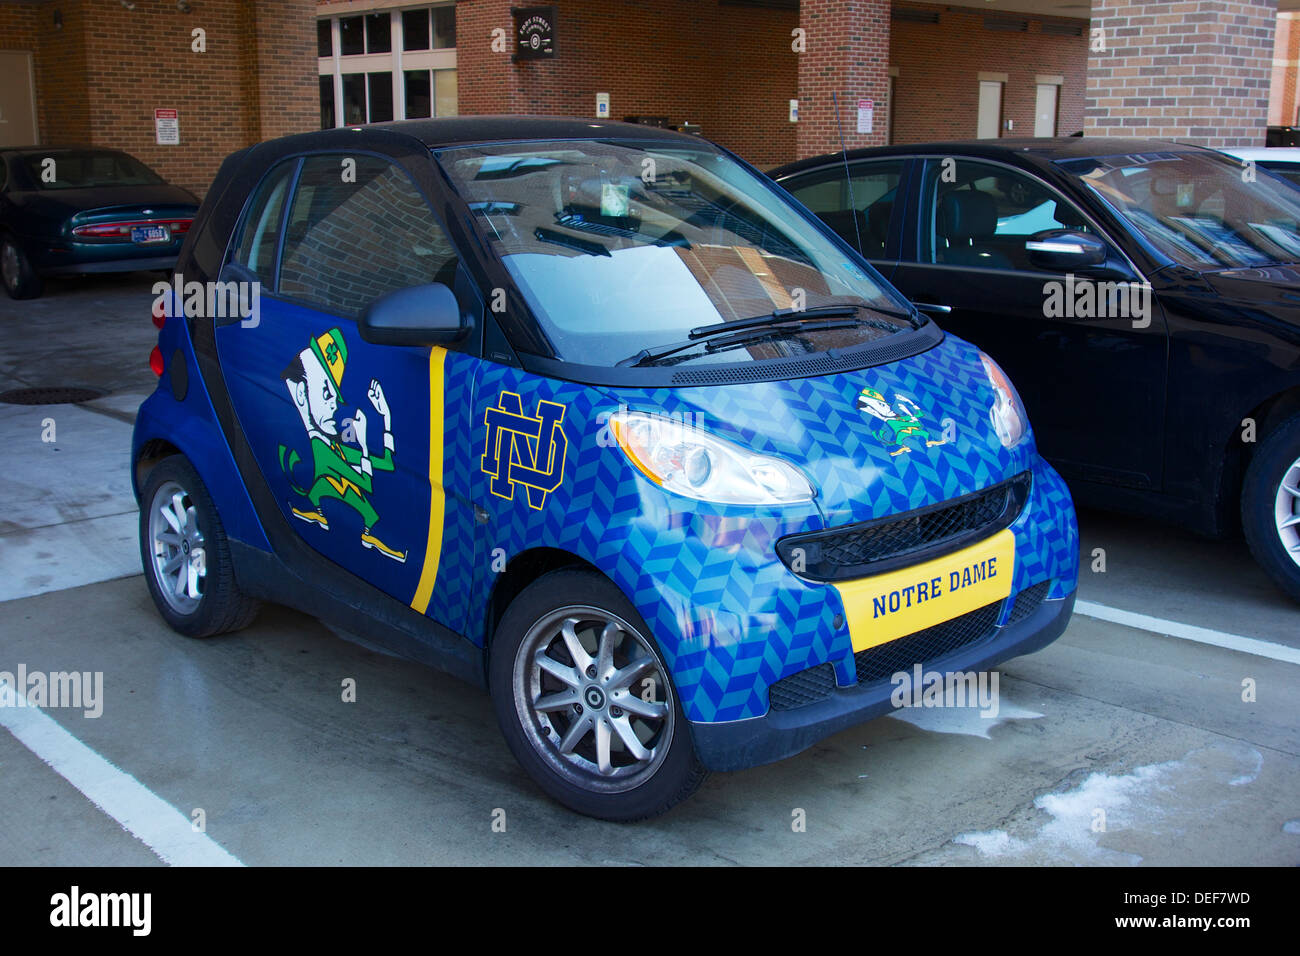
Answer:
[[1, 237, 43, 300], [489, 568, 708, 821], [1242, 413, 1300, 603], [139, 455, 261, 637]]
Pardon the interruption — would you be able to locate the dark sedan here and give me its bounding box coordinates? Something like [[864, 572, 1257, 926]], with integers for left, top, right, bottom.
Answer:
[[0, 146, 198, 299], [772, 138, 1300, 602]]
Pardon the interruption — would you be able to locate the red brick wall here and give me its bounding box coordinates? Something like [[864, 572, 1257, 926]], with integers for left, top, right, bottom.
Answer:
[[1, 0, 316, 198], [455, 0, 799, 168], [797, 0, 891, 157], [891, 2, 1090, 143], [0, 1, 91, 146], [1087, 0, 1276, 148]]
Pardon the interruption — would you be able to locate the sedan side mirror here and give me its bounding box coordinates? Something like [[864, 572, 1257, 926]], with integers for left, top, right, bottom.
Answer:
[[359, 282, 466, 347], [1025, 229, 1107, 271]]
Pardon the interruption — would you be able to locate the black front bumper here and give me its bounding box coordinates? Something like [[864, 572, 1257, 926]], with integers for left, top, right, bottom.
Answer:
[[688, 588, 1076, 772]]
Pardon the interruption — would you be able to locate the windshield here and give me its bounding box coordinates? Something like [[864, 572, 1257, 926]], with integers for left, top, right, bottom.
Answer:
[[23, 150, 164, 190], [436, 139, 912, 367], [1057, 150, 1300, 269]]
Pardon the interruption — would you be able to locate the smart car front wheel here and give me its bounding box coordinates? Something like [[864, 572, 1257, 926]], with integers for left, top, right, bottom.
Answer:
[[1242, 413, 1300, 604], [489, 569, 707, 820], [139, 455, 260, 637]]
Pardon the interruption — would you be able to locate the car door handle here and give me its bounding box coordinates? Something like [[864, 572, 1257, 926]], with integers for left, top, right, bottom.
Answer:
[[912, 302, 952, 314]]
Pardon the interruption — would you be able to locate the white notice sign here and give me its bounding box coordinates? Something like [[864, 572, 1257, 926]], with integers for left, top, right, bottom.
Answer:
[[856, 99, 874, 134], [155, 109, 179, 145]]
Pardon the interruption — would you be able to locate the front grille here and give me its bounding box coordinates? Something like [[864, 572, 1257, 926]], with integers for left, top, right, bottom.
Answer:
[[1008, 580, 1051, 624], [776, 472, 1031, 581], [768, 663, 837, 711], [854, 601, 1002, 686]]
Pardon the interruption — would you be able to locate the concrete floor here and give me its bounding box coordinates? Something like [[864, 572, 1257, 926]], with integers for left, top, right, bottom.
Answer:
[[1, 273, 1298, 865]]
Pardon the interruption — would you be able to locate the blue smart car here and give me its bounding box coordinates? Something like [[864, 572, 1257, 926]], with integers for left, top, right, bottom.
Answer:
[[133, 117, 1079, 820]]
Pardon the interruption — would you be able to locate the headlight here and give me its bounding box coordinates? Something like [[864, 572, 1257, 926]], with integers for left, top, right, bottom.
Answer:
[[609, 410, 815, 505], [979, 352, 1028, 449]]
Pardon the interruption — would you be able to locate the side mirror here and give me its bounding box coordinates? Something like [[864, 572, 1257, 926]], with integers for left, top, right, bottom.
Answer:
[[359, 282, 466, 347], [1025, 229, 1107, 271]]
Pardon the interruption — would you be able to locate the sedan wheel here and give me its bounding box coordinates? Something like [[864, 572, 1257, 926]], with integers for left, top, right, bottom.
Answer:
[[1, 238, 42, 299], [1242, 413, 1300, 603], [1272, 454, 1300, 571]]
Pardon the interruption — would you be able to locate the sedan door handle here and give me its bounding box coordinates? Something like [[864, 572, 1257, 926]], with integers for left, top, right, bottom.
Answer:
[[912, 302, 952, 314]]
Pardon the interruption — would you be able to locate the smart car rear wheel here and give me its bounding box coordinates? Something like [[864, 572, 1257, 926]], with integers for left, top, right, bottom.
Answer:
[[139, 456, 260, 637], [1242, 413, 1300, 603], [1, 238, 42, 300], [490, 569, 707, 820]]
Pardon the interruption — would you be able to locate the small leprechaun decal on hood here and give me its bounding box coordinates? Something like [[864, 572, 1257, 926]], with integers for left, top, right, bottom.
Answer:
[[856, 386, 950, 457]]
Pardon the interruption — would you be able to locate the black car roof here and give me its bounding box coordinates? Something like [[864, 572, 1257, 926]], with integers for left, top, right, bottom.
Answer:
[[770, 136, 1214, 178], [0, 145, 132, 156], [259, 115, 711, 154]]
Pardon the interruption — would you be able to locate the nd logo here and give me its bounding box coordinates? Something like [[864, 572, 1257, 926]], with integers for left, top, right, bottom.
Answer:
[[482, 391, 568, 509]]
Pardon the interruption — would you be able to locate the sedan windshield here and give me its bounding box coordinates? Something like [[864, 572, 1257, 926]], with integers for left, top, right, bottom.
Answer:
[[1057, 150, 1300, 269], [436, 139, 912, 367], [23, 150, 164, 190]]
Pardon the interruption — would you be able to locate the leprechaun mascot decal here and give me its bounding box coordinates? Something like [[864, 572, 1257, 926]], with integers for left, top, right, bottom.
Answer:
[[278, 327, 407, 563], [856, 386, 949, 457]]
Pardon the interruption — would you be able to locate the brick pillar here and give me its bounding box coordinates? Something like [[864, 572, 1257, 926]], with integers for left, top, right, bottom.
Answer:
[[249, 0, 318, 141], [796, 0, 891, 158], [455, 0, 528, 115], [1086, 0, 1277, 148], [1270, 10, 1299, 126]]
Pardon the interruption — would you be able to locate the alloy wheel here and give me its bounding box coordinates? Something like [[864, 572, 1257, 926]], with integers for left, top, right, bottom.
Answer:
[[1275, 454, 1300, 570], [148, 479, 207, 614], [513, 606, 674, 794]]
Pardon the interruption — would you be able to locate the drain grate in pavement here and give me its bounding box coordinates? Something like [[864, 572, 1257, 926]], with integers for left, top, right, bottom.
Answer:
[[0, 386, 107, 406]]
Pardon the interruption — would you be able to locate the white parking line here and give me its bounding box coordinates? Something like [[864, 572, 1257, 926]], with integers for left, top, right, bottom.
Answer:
[[1075, 600, 1300, 666], [0, 681, 243, 866]]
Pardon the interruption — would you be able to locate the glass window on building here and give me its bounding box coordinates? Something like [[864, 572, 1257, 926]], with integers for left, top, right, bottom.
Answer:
[[435, 69, 458, 117], [403, 9, 430, 51], [368, 72, 394, 123], [433, 6, 456, 49], [341, 73, 365, 126], [320, 8, 456, 128], [405, 70, 432, 119], [319, 76, 335, 129], [339, 16, 364, 56], [365, 12, 391, 54]]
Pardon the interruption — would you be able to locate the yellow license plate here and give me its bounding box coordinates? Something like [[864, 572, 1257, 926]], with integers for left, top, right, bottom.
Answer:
[[834, 529, 1016, 654]]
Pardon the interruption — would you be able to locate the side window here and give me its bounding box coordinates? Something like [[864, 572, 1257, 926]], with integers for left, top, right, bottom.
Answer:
[[278, 154, 457, 319], [922, 159, 1097, 271], [785, 159, 905, 258], [231, 160, 294, 284]]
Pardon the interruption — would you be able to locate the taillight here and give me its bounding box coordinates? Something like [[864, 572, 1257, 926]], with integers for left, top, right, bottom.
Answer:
[[72, 218, 192, 239], [149, 346, 164, 376], [151, 297, 167, 329]]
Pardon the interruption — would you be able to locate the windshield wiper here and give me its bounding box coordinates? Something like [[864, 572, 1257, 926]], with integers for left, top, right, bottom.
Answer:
[[689, 303, 915, 339], [617, 315, 884, 368]]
